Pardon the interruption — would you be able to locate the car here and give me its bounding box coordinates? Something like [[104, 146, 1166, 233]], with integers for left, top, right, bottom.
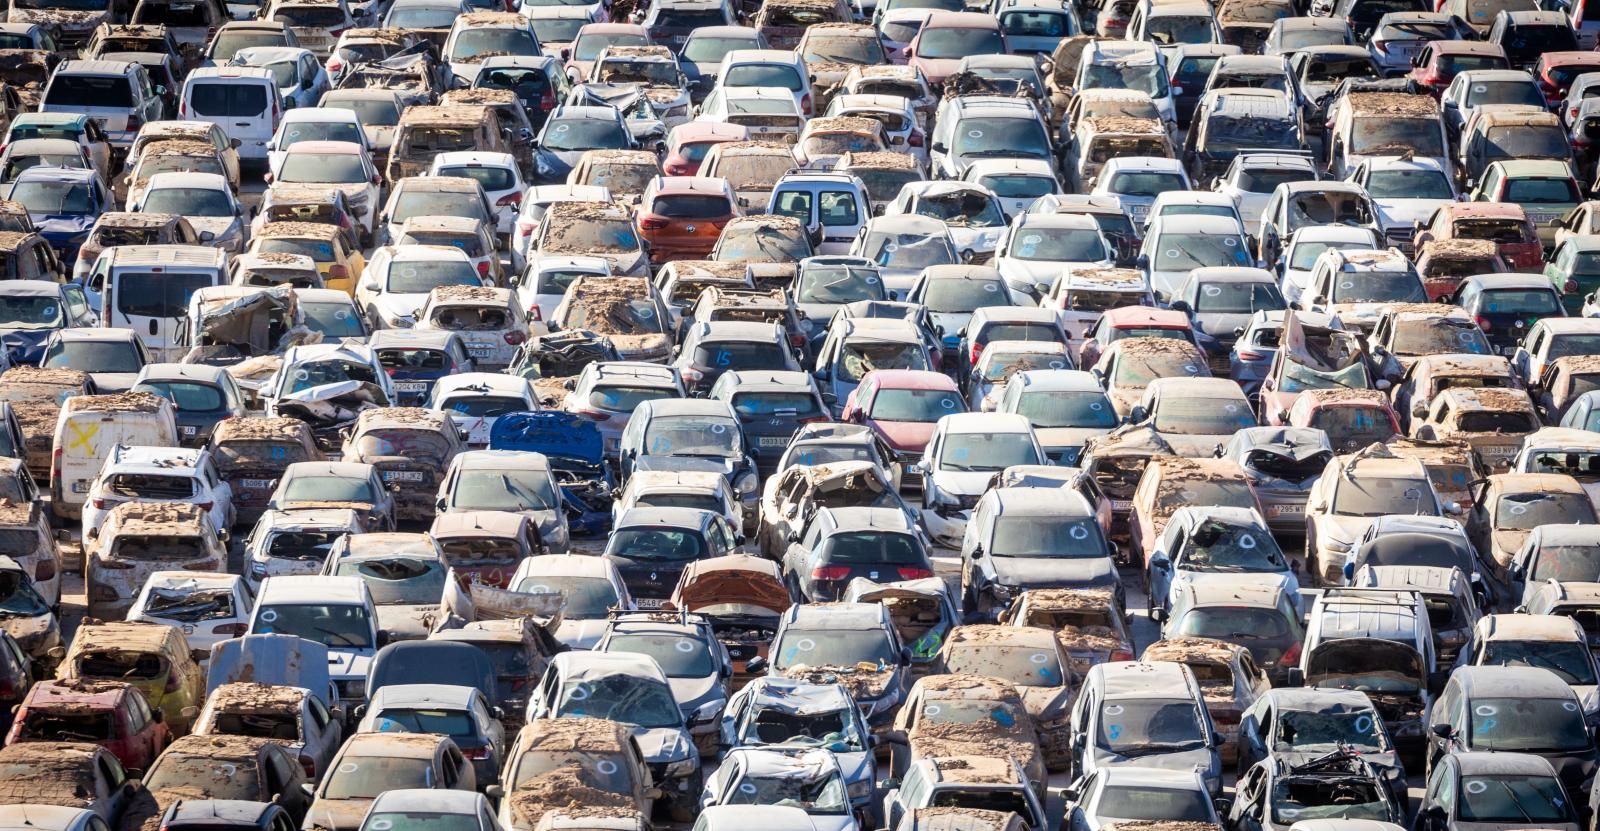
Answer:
[[1063, 767, 1218, 831], [915, 412, 1044, 549], [700, 747, 854, 831], [355, 684, 506, 788], [596, 611, 732, 757], [1068, 660, 1224, 795], [305, 732, 477, 831]]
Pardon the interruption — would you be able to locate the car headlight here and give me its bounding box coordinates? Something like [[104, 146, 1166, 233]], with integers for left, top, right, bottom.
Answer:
[[847, 779, 871, 800], [735, 471, 758, 494], [1323, 536, 1353, 553], [665, 758, 697, 778], [536, 156, 554, 176], [990, 583, 1015, 599], [250, 562, 267, 578]]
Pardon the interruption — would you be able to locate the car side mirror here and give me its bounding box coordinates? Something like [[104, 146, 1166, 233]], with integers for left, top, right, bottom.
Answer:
[[1169, 299, 1190, 313], [1135, 254, 1150, 269], [300, 782, 316, 798], [150, 709, 165, 723], [1129, 405, 1147, 423], [1149, 606, 1167, 623], [485, 785, 505, 800], [744, 655, 768, 673], [1445, 501, 1463, 515], [1431, 723, 1454, 739]]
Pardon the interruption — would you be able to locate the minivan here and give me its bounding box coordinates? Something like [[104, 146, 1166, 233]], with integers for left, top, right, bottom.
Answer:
[[85, 245, 229, 362], [765, 170, 872, 255], [178, 66, 282, 166], [50, 391, 179, 522]]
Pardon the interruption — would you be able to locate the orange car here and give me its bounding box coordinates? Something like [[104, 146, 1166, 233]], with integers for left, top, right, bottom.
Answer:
[[636, 176, 741, 263]]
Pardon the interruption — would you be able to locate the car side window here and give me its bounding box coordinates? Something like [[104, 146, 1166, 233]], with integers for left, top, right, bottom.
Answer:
[[308, 696, 331, 730]]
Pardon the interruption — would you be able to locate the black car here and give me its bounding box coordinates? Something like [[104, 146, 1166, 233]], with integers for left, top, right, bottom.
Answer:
[[708, 369, 831, 474], [130, 363, 247, 448], [160, 801, 299, 831], [603, 506, 741, 606]]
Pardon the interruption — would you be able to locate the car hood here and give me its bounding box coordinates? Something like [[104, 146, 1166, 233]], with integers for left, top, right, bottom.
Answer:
[[1374, 197, 1449, 230], [991, 555, 1117, 589], [326, 649, 374, 682], [998, 257, 1070, 291], [306, 799, 372, 831], [185, 216, 239, 238], [632, 725, 695, 763], [928, 468, 995, 497], [1092, 745, 1216, 777], [1193, 312, 1250, 341], [555, 617, 609, 649], [1493, 528, 1530, 557], [948, 225, 1004, 253], [1035, 426, 1108, 449], [364, 125, 396, 151], [869, 419, 937, 452], [667, 674, 721, 711], [375, 293, 426, 322], [88, 372, 138, 393], [1306, 637, 1424, 689], [34, 214, 94, 236], [1154, 431, 1232, 457], [673, 568, 790, 614], [375, 604, 437, 639], [1315, 514, 1375, 547]]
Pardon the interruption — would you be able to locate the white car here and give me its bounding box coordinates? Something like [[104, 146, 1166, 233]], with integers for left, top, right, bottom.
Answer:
[[885, 181, 1009, 262], [715, 49, 813, 117], [412, 285, 536, 372], [916, 412, 1046, 549], [127, 571, 255, 660], [1276, 224, 1382, 307], [263, 342, 399, 418], [514, 254, 611, 324], [428, 151, 528, 237], [507, 553, 635, 649], [1344, 156, 1457, 252], [267, 108, 371, 175], [511, 183, 612, 262], [268, 140, 382, 240], [427, 372, 539, 447], [232, 46, 330, 111], [1087, 155, 1191, 226], [130, 171, 249, 254], [359, 245, 484, 330], [992, 212, 1116, 303], [80, 445, 235, 543], [961, 158, 1063, 218], [1213, 152, 1319, 238]]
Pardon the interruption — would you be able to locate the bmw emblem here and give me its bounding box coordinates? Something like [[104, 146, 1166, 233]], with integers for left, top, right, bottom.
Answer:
[[685, 225, 696, 233]]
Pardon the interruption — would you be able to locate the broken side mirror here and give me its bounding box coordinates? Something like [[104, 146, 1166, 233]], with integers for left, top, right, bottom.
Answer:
[[744, 654, 768, 674]]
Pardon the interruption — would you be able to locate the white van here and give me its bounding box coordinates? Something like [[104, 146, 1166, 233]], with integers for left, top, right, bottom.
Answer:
[[50, 391, 179, 522], [177, 66, 282, 164], [85, 245, 229, 362]]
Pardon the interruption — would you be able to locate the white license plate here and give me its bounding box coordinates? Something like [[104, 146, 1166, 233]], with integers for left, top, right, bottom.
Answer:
[[1502, 346, 1519, 356], [1270, 504, 1304, 517], [637, 598, 666, 609], [1530, 214, 1559, 224], [383, 470, 424, 482], [71, 480, 89, 494], [758, 436, 789, 447], [467, 344, 496, 357], [180, 426, 196, 436], [1112, 499, 1131, 511], [1130, 207, 1148, 219], [395, 382, 427, 392], [241, 479, 271, 490], [1483, 446, 1516, 457]]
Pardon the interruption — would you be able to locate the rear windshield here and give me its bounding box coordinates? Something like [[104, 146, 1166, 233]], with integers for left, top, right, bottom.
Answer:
[[46, 75, 133, 108], [134, 0, 213, 25], [186, 82, 269, 118]]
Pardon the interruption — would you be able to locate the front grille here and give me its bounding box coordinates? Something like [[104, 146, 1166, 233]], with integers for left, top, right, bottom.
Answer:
[[337, 679, 366, 701], [1207, 352, 1232, 375], [953, 493, 981, 510], [1385, 228, 1415, 256]]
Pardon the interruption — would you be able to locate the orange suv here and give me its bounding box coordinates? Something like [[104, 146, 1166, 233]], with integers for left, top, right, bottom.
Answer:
[[636, 175, 741, 263]]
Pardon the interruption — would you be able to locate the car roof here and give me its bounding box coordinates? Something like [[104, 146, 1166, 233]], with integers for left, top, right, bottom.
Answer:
[[1096, 661, 1193, 698], [259, 574, 368, 604], [1453, 664, 1575, 698]]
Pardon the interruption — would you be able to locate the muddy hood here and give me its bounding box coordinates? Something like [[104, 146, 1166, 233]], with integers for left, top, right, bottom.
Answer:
[[1305, 638, 1423, 691], [990, 555, 1117, 591], [303, 798, 371, 831], [676, 570, 790, 615], [376, 604, 438, 640]]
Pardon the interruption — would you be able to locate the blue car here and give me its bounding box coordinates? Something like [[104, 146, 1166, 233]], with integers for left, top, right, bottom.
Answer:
[[369, 329, 477, 407], [3, 167, 113, 265], [489, 410, 615, 537], [1229, 310, 1286, 399], [0, 280, 95, 366], [530, 105, 636, 185]]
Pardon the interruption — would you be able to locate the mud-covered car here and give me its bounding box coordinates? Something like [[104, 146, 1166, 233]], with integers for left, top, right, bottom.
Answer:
[[1391, 354, 1519, 435], [842, 578, 956, 678], [595, 612, 731, 758], [709, 214, 814, 290], [1089, 337, 1211, 421], [126, 734, 314, 831], [1128, 456, 1261, 575], [321, 532, 448, 642], [341, 407, 465, 523], [0, 366, 91, 481], [999, 587, 1134, 678], [1468, 473, 1597, 583], [1141, 637, 1271, 766], [413, 286, 532, 374], [4, 680, 169, 772], [208, 417, 324, 527], [1531, 354, 1600, 424], [891, 673, 1046, 787], [1303, 449, 1450, 586], [496, 718, 656, 831], [1257, 311, 1372, 427], [1236, 687, 1404, 786], [718, 676, 877, 819], [1366, 304, 1492, 386], [1413, 238, 1505, 302], [933, 625, 1073, 772], [755, 461, 904, 559], [549, 276, 672, 363], [1230, 747, 1406, 831], [1285, 388, 1399, 455], [266, 461, 396, 533], [1411, 387, 1540, 473], [190, 682, 345, 781], [429, 511, 543, 589], [305, 732, 476, 831], [85, 503, 225, 622], [0, 554, 56, 660], [0, 742, 148, 824], [667, 554, 789, 692], [0, 487, 61, 612], [54, 621, 204, 736]]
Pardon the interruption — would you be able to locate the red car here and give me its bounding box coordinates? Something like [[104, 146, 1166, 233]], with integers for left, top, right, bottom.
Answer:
[[1286, 388, 1401, 454], [636, 176, 742, 263], [840, 369, 965, 487], [1076, 306, 1196, 369], [907, 12, 1008, 88], [1412, 202, 1544, 272], [6, 679, 170, 771], [1536, 52, 1600, 112], [662, 122, 749, 177], [1408, 41, 1508, 98]]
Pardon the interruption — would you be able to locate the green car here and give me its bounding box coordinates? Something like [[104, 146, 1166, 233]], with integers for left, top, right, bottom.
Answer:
[[1544, 233, 1600, 316]]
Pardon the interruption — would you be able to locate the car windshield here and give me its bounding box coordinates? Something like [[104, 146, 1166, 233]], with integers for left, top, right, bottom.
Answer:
[[608, 527, 708, 560], [1008, 227, 1108, 262], [451, 468, 557, 511], [1177, 605, 1298, 642], [727, 764, 849, 814], [10, 180, 93, 213], [253, 602, 373, 648], [980, 350, 1069, 381], [44, 341, 142, 374], [1192, 281, 1283, 313], [324, 97, 403, 127], [1289, 240, 1373, 271], [1147, 13, 1212, 44], [1108, 171, 1187, 198], [1333, 475, 1436, 517], [1364, 167, 1454, 200], [382, 257, 479, 294], [979, 174, 1056, 199], [1504, 176, 1580, 204], [451, 27, 539, 59], [605, 633, 715, 676], [1151, 396, 1258, 434], [1081, 61, 1169, 98], [802, 34, 884, 65], [868, 387, 964, 422], [1469, 696, 1590, 752], [942, 642, 1064, 688], [0, 295, 62, 330], [280, 475, 375, 503], [1330, 270, 1428, 304], [724, 63, 803, 91], [1269, 777, 1390, 826], [683, 35, 755, 63], [990, 515, 1106, 558], [280, 153, 367, 185], [143, 187, 233, 217], [916, 25, 1002, 59], [1465, 80, 1544, 108], [1482, 639, 1598, 685], [1393, 319, 1490, 356], [772, 627, 896, 670], [797, 265, 885, 303], [1152, 234, 1253, 271], [1351, 118, 1446, 158], [540, 118, 630, 151], [921, 277, 1008, 312], [645, 414, 741, 457], [1275, 708, 1386, 751], [1012, 390, 1118, 428], [1097, 786, 1214, 822], [557, 671, 682, 727], [939, 432, 1040, 471], [1497, 492, 1597, 529], [838, 340, 930, 382], [951, 116, 1052, 161], [324, 757, 433, 799], [1459, 775, 1574, 823], [861, 231, 956, 270], [1175, 519, 1287, 572], [368, 706, 475, 740], [512, 575, 618, 618], [1097, 698, 1205, 753], [1480, 288, 1560, 316], [361, 811, 484, 831]]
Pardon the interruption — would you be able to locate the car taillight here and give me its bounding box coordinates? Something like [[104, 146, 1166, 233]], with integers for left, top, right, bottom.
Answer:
[[681, 366, 704, 382], [909, 130, 924, 147], [1476, 315, 1493, 331], [328, 57, 343, 74], [518, 221, 537, 237], [639, 215, 670, 230], [298, 755, 316, 778], [92, 498, 109, 510], [1110, 648, 1134, 662], [126, 114, 141, 133], [461, 745, 492, 760], [574, 408, 610, 422], [197, 502, 213, 512], [1372, 39, 1387, 53], [214, 623, 247, 636], [477, 260, 491, 278], [788, 332, 806, 347], [970, 343, 983, 365], [1279, 640, 1302, 667], [527, 304, 543, 322], [33, 559, 53, 583], [801, 93, 811, 115], [541, 92, 556, 111], [1567, 279, 1580, 294], [897, 567, 933, 580], [811, 565, 850, 581], [329, 264, 349, 279], [1236, 349, 1269, 361], [497, 192, 522, 207], [504, 330, 526, 345]]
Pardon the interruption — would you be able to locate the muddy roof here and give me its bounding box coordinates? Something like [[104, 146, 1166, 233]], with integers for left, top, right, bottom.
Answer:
[[441, 88, 518, 107], [104, 501, 208, 533], [1065, 267, 1143, 286], [841, 150, 920, 170], [344, 731, 456, 755], [95, 211, 178, 229], [0, 366, 88, 388], [0, 498, 32, 527], [1083, 115, 1164, 134], [356, 407, 450, 430], [716, 141, 797, 156], [600, 44, 673, 59], [928, 756, 1023, 785], [1102, 823, 1222, 831], [458, 10, 524, 24], [1418, 238, 1499, 261], [401, 104, 492, 125], [546, 201, 631, 222], [1020, 587, 1116, 612], [910, 809, 1020, 831], [508, 765, 637, 828], [162, 734, 276, 765], [340, 27, 409, 42], [1300, 388, 1391, 407], [578, 149, 659, 165], [430, 510, 527, 537], [141, 139, 217, 158], [1417, 354, 1513, 375], [63, 392, 166, 414], [0, 231, 33, 249], [1141, 637, 1243, 665], [213, 417, 314, 443], [429, 285, 507, 304], [1551, 354, 1600, 375], [0, 742, 103, 805], [1490, 471, 1586, 494], [27, 679, 133, 707], [1346, 92, 1438, 117], [912, 673, 1020, 699], [667, 260, 750, 278], [946, 624, 1056, 649], [805, 116, 882, 135], [1152, 456, 1249, 482], [209, 682, 305, 715], [521, 717, 632, 753], [1442, 387, 1535, 412], [1215, 0, 1292, 21], [1445, 203, 1527, 219], [66, 621, 175, 656], [0, 50, 47, 68], [257, 222, 340, 238], [1112, 336, 1204, 358]]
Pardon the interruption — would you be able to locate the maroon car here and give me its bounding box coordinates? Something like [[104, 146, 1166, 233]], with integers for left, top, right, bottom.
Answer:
[[840, 369, 966, 488]]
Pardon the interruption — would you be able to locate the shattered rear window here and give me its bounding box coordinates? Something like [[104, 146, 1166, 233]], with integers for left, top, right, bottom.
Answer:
[[110, 536, 209, 562], [212, 712, 302, 741], [76, 651, 165, 680], [106, 474, 196, 499], [20, 711, 116, 741], [145, 588, 235, 621]]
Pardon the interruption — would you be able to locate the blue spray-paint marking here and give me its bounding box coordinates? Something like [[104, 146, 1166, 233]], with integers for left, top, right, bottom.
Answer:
[[991, 708, 1016, 727], [1107, 724, 1122, 740]]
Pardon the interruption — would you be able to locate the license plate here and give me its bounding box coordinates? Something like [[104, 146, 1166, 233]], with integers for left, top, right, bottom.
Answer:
[[1502, 346, 1518, 356], [395, 382, 426, 392], [382, 470, 424, 482], [637, 597, 666, 609], [1530, 213, 1559, 224], [1270, 504, 1304, 517], [1484, 446, 1516, 457], [71, 480, 89, 494], [467, 344, 495, 356], [241, 479, 271, 490], [1112, 499, 1131, 511], [1130, 206, 1148, 219], [759, 435, 789, 447], [180, 426, 196, 436]]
